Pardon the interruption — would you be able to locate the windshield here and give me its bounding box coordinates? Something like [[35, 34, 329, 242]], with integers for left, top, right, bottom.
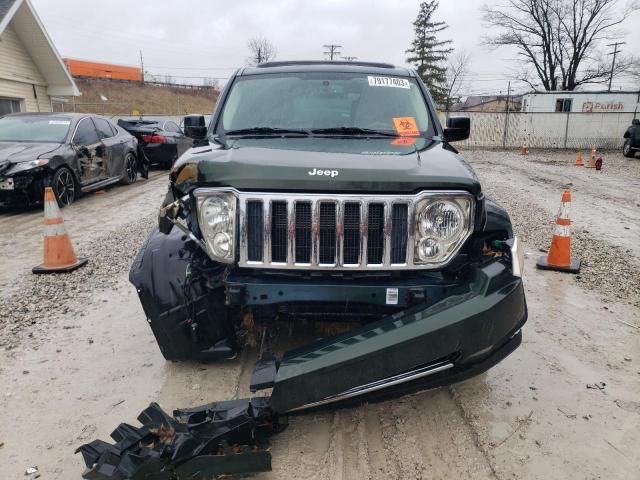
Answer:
[[218, 72, 432, 137], [0, 116, 71, 143]]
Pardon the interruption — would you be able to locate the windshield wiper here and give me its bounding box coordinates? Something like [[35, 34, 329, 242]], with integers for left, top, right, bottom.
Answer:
[[311, 127, 399, 137], [224, 127, 310, 136]]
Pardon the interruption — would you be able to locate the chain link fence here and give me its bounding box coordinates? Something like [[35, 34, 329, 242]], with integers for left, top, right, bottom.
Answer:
[[439, 111, 636, 149]]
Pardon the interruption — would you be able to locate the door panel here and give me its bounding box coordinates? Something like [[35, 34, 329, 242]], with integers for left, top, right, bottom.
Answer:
[[93, 117, 123, 177], [72, 118, 107, 185]]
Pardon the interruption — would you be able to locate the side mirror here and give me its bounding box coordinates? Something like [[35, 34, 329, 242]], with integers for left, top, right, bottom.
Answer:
[[444, 117, 470, 142], [183, 115, 207, 140]]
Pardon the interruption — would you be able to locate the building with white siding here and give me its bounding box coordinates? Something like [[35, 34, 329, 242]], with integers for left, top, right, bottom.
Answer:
[[0, 0, 78, 115]]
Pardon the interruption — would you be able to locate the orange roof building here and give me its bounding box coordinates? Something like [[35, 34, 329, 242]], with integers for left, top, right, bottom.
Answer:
[[63, 58, 141, 81]]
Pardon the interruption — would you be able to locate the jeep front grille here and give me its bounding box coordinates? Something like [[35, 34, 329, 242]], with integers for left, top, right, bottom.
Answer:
[[238, 193, 420, 270]]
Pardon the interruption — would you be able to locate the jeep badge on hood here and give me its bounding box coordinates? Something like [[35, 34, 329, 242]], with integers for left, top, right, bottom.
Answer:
[[308, 168, 339, 177]]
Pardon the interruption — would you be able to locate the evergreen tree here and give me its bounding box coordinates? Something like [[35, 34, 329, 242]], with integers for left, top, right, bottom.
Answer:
[[405, 1, 453, 104]]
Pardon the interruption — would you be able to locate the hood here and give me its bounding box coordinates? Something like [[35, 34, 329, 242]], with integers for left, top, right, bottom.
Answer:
[[173, 137, 481, 196], [0, 142, 62, 165]]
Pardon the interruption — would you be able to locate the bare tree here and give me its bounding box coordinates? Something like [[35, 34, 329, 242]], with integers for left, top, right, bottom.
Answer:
[[247, 35, 276, 65], [444, 50, 471, 113], [482, 0, 638, 91]]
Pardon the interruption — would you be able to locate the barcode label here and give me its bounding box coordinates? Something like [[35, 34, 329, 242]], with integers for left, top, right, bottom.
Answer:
[[386, 288, 399, 305], [367, 76, 410, 89]]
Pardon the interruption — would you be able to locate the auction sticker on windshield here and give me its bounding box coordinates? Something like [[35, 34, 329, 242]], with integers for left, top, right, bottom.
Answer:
[[393, 117, 420, 136], [367, 76, 410, 89]]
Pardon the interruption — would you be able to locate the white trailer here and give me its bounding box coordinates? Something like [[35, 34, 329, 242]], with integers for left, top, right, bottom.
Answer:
[[522, 91, 639, 113]]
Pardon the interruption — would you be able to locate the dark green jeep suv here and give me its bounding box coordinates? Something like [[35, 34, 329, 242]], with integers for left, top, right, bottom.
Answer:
[[130, 61, 527, 413]]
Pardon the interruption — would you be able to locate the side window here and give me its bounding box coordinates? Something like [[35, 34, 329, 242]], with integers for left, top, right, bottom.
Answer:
[[73, 118, 100, 145], [93, 118, 115, 139], [165, 122, 181, 133], [555, 98, 573, 112]]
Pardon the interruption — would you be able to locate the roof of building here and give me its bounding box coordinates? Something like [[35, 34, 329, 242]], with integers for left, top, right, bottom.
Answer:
[[461, 95, 522, 110], [0, 0, 17, 24], [526, 90, 640, 95], [0, 0, 79, 96]]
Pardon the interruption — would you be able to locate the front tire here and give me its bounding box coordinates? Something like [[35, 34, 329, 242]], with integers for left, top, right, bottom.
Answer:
[[120, 152, 138, 185], [623, 139, 634, 158], [52, 167, 77, 207]]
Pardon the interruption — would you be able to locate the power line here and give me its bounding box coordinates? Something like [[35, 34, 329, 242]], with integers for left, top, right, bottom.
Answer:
[[323, 44, 342, 61]]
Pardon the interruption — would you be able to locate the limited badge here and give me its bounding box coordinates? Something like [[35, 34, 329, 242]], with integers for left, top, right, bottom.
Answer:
[[392, 117, 420, 136]]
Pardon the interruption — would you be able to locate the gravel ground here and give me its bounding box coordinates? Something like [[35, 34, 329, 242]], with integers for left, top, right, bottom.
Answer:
[[464, 149, 640, 307], [0, 213, 157, 350]]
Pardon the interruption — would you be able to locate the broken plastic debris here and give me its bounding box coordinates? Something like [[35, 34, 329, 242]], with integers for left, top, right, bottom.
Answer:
[[25, 466, 39, 475], [586, 382, 606, 390], [76, 397, 286, 479]]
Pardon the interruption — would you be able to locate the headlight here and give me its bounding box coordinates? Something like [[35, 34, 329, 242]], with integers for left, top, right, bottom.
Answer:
[[7, 159, 49, 174], [195, 192, 236, 263], [414, 195, 473, 265]]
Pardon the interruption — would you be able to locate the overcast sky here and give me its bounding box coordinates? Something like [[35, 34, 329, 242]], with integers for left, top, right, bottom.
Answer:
[[31, 0, 640, 95]]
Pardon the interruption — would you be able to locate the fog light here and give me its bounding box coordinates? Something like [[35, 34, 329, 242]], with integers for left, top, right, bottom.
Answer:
[[418, 237, 440, 259]]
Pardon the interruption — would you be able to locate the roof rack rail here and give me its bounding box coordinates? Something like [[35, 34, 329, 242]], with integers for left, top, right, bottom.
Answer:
[[256, 60, 396, 69]]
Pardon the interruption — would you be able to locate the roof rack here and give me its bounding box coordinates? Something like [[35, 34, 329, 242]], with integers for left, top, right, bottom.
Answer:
[[256, 60, 396, 69]]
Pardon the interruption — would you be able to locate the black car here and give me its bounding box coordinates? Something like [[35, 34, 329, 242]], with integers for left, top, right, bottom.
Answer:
[[0, 113, 139, 207], [623, 118, 640, 158], [117, 117, 192, 169]]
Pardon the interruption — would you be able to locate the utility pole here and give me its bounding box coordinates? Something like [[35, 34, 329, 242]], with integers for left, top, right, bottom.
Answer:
[[139, 50, 145, 84], [323, 44, 342, 61], [606, 42, 625, 92], [502, 81, 511, 149], [342, 56, 357, 62]]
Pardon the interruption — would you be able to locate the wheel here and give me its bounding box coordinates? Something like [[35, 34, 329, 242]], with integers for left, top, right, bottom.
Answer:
[[623, 139, 634, 158], [51, 167, 77, 207], [120, 152, 138, 185]]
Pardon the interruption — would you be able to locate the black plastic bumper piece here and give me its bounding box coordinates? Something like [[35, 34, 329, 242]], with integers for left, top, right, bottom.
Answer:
[[76, 397, 285, 479]]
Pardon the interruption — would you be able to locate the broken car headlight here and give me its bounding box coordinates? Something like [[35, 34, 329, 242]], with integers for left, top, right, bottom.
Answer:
[[414, 196, 473, 265], [195, 192, 236, 263], [7, 158, 49, 174]]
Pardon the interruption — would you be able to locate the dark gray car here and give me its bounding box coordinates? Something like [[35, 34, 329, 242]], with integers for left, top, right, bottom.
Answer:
[[0, 113, 139, 207]]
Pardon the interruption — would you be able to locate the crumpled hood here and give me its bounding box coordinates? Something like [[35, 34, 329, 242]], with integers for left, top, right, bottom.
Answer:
[[0, 142, 61, 165], [174, 137, 481, 195]]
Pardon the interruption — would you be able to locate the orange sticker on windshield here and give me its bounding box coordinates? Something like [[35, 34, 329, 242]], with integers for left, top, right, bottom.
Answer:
[[392, 117, 419, 136], [391, 137, 416, 146]]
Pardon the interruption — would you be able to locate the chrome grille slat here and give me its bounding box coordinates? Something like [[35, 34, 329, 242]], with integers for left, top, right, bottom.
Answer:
[[228, 191, 475, 271]]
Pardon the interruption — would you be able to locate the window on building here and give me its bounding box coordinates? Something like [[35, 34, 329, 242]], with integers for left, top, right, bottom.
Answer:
[[0, 98, 23, 115], [555, 98, 573, 112]]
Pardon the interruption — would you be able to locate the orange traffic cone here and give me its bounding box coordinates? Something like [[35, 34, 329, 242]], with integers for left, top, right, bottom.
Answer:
[[32, 187, 88, 274], [536, 189, 581, 273], [586, 145, 597, 168], [574, 151, 584, 166]]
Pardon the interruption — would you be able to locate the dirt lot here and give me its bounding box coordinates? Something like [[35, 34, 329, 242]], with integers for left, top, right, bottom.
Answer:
[[0, 151, 639, 480]]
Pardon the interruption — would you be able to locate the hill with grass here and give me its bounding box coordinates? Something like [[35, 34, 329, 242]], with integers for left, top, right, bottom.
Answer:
[[62, 78, 219, 116]]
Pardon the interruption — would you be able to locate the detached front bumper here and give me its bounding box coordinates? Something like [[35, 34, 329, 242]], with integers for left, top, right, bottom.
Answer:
[[227, 259, 526, 413]]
